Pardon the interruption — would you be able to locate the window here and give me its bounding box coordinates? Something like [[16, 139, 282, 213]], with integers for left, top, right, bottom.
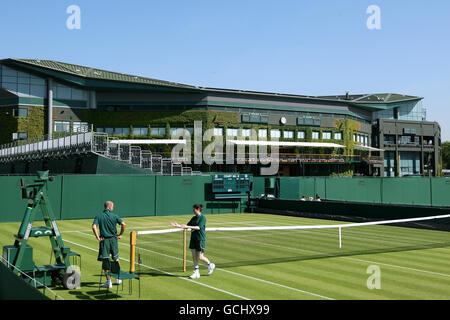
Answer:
[[322, 132, 331, 140], [297, 131, 305, 139], [312, 131, 319, 139], [213, 128, 223, 136], [52, 81, 87, 101], [151, 127, 166, 135], [73, 121, 88, 133], [384, 135, 396, 144], [105, 127, 114, 135], [115, 127, 130, 136], [12, 132, 28, 141], [270, 129, 281, 138], [13, 107, 28, 117], [241, 129, 251, 137], [227, 128, 239, 136], [133, 126, 148, 136], [18, 132, 27, 140], [334, 132, 342, 140], [0, 65, 46, 98], [258, 129, 267, 138], [96, 128, 104, 133], [170, 127, 186, 136], [54, 121, 70, 133], [283, 130, 294, 139]]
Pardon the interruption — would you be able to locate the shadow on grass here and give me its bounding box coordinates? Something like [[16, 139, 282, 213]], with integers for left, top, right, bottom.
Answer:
[[54, 281, 122, 300]]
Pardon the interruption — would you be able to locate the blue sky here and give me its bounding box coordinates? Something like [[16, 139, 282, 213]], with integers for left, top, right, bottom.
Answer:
[[1, 1, 449, 140]]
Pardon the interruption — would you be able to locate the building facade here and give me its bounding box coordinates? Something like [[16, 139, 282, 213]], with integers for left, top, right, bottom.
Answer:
[[0, 58, 442, 176]]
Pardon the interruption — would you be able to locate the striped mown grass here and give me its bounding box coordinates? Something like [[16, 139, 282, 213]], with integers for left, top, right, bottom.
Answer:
[[0, 213, 449, 300]]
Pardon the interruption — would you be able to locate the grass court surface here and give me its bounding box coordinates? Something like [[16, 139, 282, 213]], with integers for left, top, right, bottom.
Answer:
[[1, 213, 449, 300]]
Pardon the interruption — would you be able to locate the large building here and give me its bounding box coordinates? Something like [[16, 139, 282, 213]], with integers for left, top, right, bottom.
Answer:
[[0, 58, 442, 176]]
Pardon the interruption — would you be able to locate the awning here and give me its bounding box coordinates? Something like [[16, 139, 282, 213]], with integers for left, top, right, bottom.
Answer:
[[354, 145, 384, 152], [227, 140, 346, 148], [109, 139, 187, 144]]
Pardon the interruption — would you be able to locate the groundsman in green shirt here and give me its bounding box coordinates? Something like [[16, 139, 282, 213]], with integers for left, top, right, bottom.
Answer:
[[171, 204, 215, 279], [92, 200, 126, 288]]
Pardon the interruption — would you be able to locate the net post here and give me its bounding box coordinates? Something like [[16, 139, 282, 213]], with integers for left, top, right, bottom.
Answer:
[[338, 227, 342, 249], [130, 231, 137, 273], [183, 229, 187, 272]]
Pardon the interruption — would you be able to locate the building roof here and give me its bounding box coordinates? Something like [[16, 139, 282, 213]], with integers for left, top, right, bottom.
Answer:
[[0, 58, 423, 105], [1, 58, 197, 91], [318, 93, 422, 104]]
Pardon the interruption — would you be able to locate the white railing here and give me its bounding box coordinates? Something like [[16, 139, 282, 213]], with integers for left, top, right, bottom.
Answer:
[[0, 131, 196, 175]]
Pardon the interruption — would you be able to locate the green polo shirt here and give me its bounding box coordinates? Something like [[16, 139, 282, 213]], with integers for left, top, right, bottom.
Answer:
[[93, 209, 123, 238], [188, 214, 206, 241]]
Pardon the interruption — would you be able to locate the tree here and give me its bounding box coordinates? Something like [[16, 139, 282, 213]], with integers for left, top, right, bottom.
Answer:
[[442, 142, 450, 169]]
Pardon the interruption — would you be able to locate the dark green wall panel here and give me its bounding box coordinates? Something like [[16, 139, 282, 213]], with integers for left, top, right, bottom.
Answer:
[[60, 175, 156, 220], [325, 178, 382, 203], [155, 175, 243, 216], [0, 176, 62, 223], [430, 178, 450, 207], [381, 178, 431, 206]]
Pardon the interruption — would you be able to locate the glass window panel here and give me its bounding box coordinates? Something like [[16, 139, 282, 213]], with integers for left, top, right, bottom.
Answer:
[[2, 66, 17, 77], [105, 127, 114, 135], [71, 88, 86, 100], [151, 127, 166, 135], [2, 82, 17, 92], [30, 76, 45, 85], [30, 84, 46, 97], [17, 83, 30, 96], [297, 131, 305, 139], [54, 121, 70, 132], [56, 84, 71, 99], [241, 129, 251, 137], [214, 128, 223, 136], [2, 75, 17, 84], [18, 75, 30, 85], [283, 130, 294, 138], [334, 132, 342, 140], [73, 122, 88, 132], [312, 131, 319, 139], [258, 129, 267, 138], [322, 132, 331, 139], [18, 108, 28, 117], [270, 129, 280, 138]]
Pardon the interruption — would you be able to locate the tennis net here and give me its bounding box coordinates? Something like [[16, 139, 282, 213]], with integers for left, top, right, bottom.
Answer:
[[135, 214, 450, 275]]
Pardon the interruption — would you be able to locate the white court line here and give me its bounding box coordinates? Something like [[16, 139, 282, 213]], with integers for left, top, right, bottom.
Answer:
[[69, 231, 334, 300], [221, 232, 450, 278], [73, 225, 450, 279], [62, 238, 250, 300]]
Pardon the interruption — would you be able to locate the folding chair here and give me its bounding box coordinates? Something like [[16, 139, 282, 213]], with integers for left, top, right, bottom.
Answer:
[[99, 259, 140, 299]]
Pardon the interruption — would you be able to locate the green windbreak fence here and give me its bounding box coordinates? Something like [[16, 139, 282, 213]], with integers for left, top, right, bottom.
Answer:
[[0, 176, 63, 223], [60, 175, 156, 220], [0, 175, 450, 223]]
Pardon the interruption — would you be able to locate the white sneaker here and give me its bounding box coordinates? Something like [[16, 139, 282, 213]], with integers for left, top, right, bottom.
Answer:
[[116, 279, 122, 285], [189, 270, 200, 279], [208, 263, 215, 275], [100, 280, 112, 289]]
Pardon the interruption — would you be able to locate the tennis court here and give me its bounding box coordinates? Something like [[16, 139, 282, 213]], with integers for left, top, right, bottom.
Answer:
[[1, 212, 449, 300]]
